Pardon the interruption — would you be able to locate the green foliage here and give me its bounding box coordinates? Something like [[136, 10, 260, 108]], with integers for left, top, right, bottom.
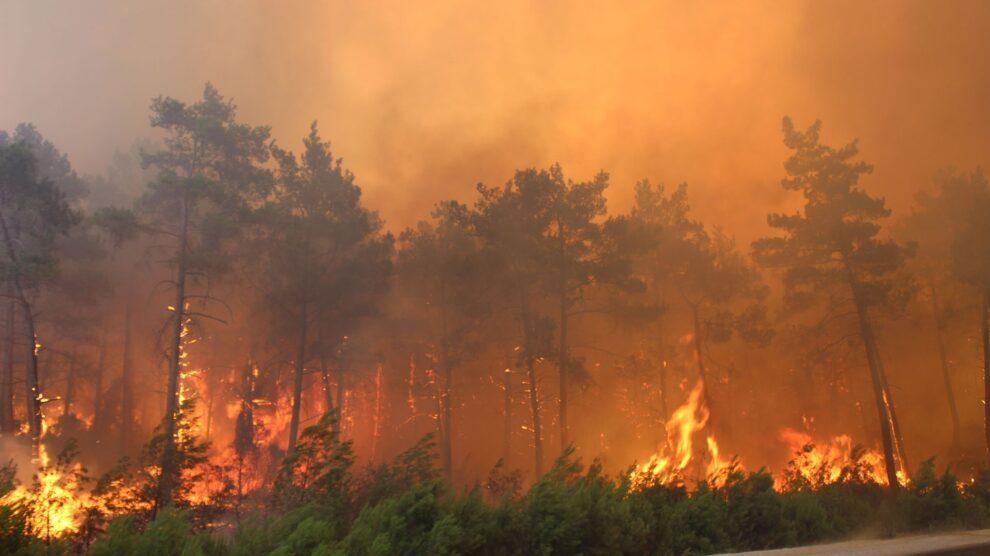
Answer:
[[353, 434, 438, 511], [753, 117, 913, 315], [273, 412, 354, 511], [900, 459, 969, 531], [0, 141, 79, 287], [88, 510, 224, 556], [229, 505, 330, 556], [8, 444, 990, 554]]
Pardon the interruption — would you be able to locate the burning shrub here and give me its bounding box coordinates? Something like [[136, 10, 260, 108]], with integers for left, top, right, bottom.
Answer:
[[0, 440, 89, 544], [0, 460, 52, 554]]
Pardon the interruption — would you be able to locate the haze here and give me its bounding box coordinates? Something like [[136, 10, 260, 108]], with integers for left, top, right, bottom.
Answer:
[[5, 0, 989, 237]]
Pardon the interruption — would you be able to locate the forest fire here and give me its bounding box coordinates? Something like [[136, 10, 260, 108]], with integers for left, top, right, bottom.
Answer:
[[4, 3, 990, 552]]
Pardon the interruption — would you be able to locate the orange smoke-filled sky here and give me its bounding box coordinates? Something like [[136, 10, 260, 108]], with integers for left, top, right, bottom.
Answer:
[[3, 0, 989, 238]]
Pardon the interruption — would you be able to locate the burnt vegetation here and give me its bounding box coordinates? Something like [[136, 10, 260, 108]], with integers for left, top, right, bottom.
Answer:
[[3, 85, 990, 554]]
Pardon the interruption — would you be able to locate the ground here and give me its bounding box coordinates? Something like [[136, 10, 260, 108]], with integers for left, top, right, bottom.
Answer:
[[735, 530, 990, 555]]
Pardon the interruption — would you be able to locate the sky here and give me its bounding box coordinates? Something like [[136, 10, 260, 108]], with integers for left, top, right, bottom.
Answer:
[[3, 0, 990, 239]]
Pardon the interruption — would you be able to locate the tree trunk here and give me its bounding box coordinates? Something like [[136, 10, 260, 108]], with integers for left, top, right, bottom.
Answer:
[[320, 355, 333, 415], [335, 365, 345, 435], [437, 272, 454, 480], [0, 212, 42, 455], [19, 293, 41, 455], [983, 291, 990, 459], [0, 294, 14, 433], [371, 363, 383, 463], [558, 294, 569, 453], [287, 302, 308, 453], [655, 283, 669, 447], [690, 305, 714, 420], [439, 356, 453, 480], [62, 356, 74, 418], [204, 369, 217, 440], [526, 356, 542, 478], [119, 290, 134, 451], [156, 199, 189, 511], [557, 220, 569, 453], [873, 345, 909, 472], [930, 283, 961, 451], [519, 287, 543, 478], [92, 330, 107, 434], [845, 264, 900, 490], [503, 362, 512, 467]]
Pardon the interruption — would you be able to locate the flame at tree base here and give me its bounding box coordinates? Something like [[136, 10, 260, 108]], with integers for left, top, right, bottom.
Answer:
[[630, 381, 909, 492], [631, 380, 737, 488], [778, 428, 908, 489]]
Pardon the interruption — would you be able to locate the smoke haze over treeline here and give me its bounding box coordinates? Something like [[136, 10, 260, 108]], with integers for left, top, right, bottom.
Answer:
[[5, 1, 990, 236]]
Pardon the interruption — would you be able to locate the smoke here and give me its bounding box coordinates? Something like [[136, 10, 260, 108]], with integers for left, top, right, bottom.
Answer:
[[3, 1, 990, 237]]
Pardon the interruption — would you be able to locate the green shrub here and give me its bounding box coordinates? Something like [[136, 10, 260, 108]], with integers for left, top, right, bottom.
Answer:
[[88, 509, 223, 556]]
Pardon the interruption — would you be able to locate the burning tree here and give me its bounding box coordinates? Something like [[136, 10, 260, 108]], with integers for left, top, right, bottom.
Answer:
[[753, 117, 913, 489], [138, 84, 272, 510], [0, 137, 78, 454], [942, 172, 990, 458], [259, 122, 392, 453], [395, 200, 492, 480], [473, 168, 560, 478], [896, 168, 990, 454], [618, 180, 704, 422]]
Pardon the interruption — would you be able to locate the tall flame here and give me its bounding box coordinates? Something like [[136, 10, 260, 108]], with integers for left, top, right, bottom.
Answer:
[[632, 380, 734, 486]]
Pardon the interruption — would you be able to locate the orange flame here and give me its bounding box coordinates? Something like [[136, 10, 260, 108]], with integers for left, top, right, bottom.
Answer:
[[632, 380, 735, 486], [777, 428, 907, 488]]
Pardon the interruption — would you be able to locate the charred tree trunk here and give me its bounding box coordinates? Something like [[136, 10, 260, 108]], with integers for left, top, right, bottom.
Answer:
[[845, 262, 900, 490], [119, 290, 134, 451], [233, 360, 256, 523], [0, 211, 42, 455], [320, 355, 333, 415], [287, 302, 308, 453], [519, 287, 543, 478], [335, 365, 345, 435], [503, 362, 512, 467], [204, 369, 217, 440], [371, 363, 383, 463], [438, 277, 454, 481], [62, 355, 75, 418], [557, 221, 570, 453], [558, 295, 569, 453], [655, 282, 670, 437], [690, 305, 714, 421], [654, 272, 670, 429], [92, 331, 107, 434], [657, 324, 670, 450], [873, 344, 909, 471], [439, 356, 453, 481], [525, 355, 542, 478], [156, 198, 189, 511], [0, 293, 14, 433], [930, 283, 961, 451], [983, 291, 990, 459]]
